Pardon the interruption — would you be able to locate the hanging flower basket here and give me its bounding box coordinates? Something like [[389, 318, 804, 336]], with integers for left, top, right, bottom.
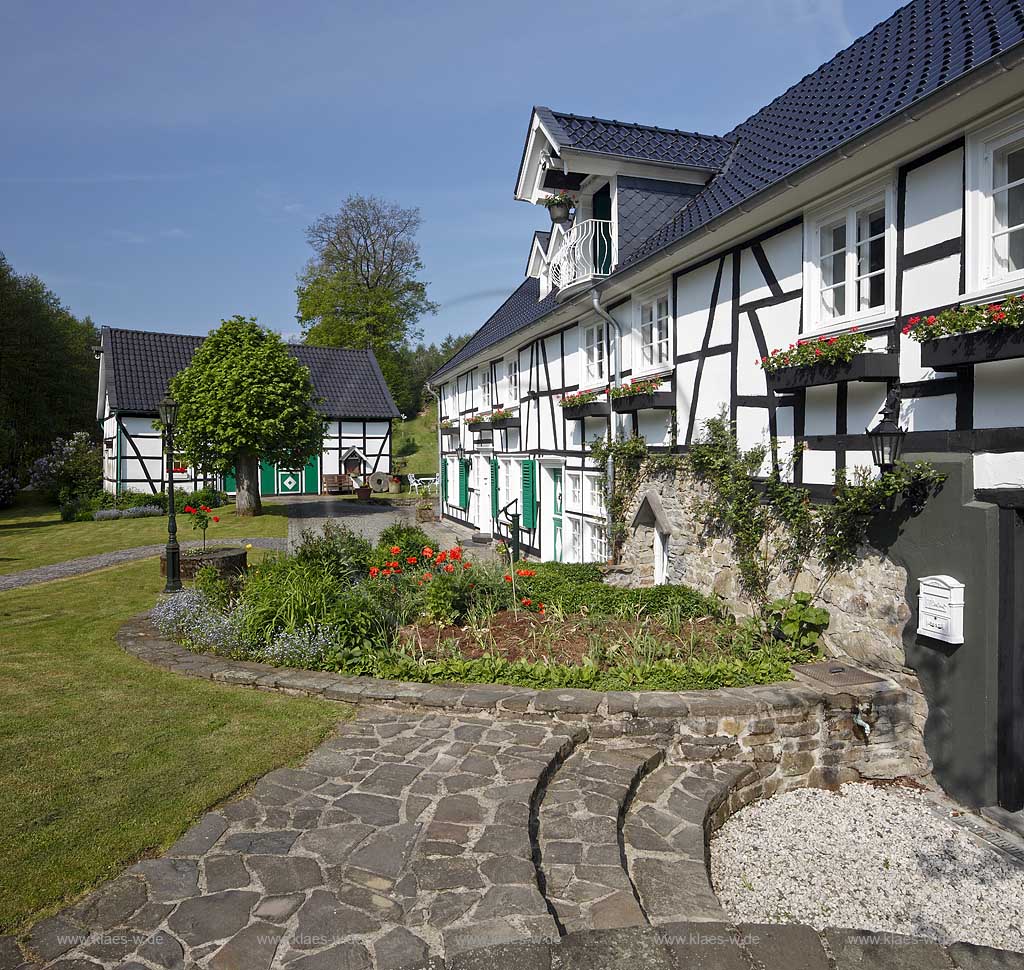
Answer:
[[538, 192, 575, 226]]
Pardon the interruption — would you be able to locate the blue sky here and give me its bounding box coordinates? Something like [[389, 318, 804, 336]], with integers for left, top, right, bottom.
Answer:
[[1, 0, 902, 345]]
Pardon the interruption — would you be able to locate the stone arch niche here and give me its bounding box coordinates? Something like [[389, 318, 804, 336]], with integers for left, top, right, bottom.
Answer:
[[631, 489, 672, 585]]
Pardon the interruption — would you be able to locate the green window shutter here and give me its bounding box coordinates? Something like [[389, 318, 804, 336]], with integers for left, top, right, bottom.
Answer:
[[458, 460, 469, 509], [521, 460, 537, 528], [441, 460, 448, 503], [490, 458, 499, 518]]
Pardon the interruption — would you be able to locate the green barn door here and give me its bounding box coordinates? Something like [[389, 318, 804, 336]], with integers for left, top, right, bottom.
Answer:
[[303, 455, 319, 494], [278, 468, 302, 494], [259, 460, 276, 495]]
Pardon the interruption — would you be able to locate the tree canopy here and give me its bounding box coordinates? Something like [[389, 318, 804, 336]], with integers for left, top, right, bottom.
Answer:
[[169, 316, 324, 514], [298, 195, 445, 415], [0, 254, 99, 473]]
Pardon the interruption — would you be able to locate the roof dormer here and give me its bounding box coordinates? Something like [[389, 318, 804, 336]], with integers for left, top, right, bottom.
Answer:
[[514, 106, 732, 205]]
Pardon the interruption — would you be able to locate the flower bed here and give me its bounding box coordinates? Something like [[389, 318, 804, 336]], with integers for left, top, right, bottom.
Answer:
[[152, 524, 819, 692]]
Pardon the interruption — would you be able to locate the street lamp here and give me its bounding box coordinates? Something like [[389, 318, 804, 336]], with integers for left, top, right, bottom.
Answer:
[[158, 396, 182, 593], [867, 388, 906, 473]]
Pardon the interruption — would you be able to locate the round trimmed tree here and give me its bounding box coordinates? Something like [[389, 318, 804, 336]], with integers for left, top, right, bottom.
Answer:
[[169, 316, 324, 516]]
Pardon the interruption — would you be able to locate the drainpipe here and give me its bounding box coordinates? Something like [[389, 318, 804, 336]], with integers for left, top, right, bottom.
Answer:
[[423, 382, 442, 523], [590, 290, 622, 554]]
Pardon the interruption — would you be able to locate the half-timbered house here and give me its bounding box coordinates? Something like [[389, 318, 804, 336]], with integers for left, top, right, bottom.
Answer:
[[96, 327, 398, 496], [428, 0, 1024, 810]]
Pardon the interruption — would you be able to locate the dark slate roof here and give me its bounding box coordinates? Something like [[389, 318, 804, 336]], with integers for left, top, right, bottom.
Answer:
[[429, 278, 557, 381], [536, 106, 734, 171], [616, 177, 702, 264], [620, 0, 1024, 270], [102, 327, 399, 418]]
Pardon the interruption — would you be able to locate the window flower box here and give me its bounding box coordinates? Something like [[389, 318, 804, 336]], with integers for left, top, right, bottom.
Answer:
[[440, 423, 459, 437], [559, 389, 610, 420], [490, 409, 520, 430], [608, 378, 673, 412], [467, 414, 495, 432], [905, 298, 1024, 370], [766, 353, 899, 392]]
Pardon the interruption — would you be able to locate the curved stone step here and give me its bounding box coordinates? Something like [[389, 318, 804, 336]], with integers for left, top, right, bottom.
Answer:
[[623, 760, 754, 925], [536, 742, 662, 934]]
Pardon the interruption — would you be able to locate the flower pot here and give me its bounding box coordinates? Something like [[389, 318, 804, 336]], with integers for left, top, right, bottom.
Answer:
[[548, 203, 571, 225], [919, 327, 1024, 370], [441, 426, 459, 438], [491, 416, 520, 430], [416, 505, 434, 523], [468, 421, 495, 432], [356, 485, 372, 501], [562, 401, 610, 420], [389, 479, 402, 494], [610, 391, 675, 412], [765, 353, 899, 392]]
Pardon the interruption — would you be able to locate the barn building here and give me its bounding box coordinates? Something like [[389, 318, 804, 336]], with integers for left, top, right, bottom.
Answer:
[[428, 0, 1024, 811], [96, 327, 398, 496]]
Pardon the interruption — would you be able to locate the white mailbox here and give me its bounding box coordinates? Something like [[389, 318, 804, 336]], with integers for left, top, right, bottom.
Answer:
[[917, 575, 965, 644]]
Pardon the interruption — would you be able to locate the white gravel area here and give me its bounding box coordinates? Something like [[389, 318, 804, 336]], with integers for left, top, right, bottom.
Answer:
[[710, 783, 1024, 953]]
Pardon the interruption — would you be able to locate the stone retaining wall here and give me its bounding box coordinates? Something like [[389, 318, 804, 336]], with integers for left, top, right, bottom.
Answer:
[[610, 467, 911, 673], [120, 614, 932, 801]]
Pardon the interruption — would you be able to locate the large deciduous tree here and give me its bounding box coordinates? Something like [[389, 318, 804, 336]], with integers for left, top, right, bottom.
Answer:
[[169, 316, 324, 516], [0, 254, 98, 474], [298, 195, 437, 414]]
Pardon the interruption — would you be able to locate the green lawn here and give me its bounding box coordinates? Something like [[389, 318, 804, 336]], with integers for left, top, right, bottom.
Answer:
[[392, 410, 438, 476], [0, 559, 345, 933], [0, 495, 288, 575]]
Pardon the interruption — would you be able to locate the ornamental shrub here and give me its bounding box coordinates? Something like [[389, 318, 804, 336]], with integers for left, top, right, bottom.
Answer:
[[0, 467, 18, 509], [292, 521, 372, 583], [30, 432, 101, 504], [377, 523, 433, 555]]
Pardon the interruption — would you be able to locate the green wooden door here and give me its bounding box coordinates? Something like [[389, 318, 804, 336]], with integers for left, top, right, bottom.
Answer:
[[278, 468, 302, 494], [259, 460, 276, 495], [303, 455, 319, 494], [551, 467, 563, 562]]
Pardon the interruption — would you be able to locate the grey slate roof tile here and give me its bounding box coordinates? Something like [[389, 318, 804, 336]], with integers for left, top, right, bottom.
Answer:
[[102, 327, 399, 418], [429, 279, 557, 381], [536, 107, 734, 171]]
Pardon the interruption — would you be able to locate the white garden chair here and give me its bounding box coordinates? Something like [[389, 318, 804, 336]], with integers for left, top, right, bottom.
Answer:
[[408, 473, 437, 495]]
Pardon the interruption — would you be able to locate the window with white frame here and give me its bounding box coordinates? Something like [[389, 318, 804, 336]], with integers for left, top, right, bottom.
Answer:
[[804, 184, 894, 331], [480, 367, 492, 407], [638, 293, 671, 370], [586, 520, 608, 563], [566, 472, 582, 509], [507, 359, 519, 403], [582, 322, 605, 385], [567, 516, 582, 562], [968, 115, 1024, 292], [583, 472, 604, 515]]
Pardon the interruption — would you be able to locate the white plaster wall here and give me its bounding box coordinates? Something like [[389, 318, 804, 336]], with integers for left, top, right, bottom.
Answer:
[[740, 247, 773, 307], [804, 384, 838, 435], [802, 449, 836, 485], [676, 360, 698, 444], [676, 260, 721, 356], [121, 416, 159, 436], [637, 410, 672, 446], [901, 393, 957, 432], [974, 452, 1024, 489], [900, 253, 961, 317], [903, 148, 963, 254], [974, 358, 1024, 428], [710, 255, 734, 346], [690, 352, 731, 437], [847, 381, 887, 433], [759, 224, 803, 293]]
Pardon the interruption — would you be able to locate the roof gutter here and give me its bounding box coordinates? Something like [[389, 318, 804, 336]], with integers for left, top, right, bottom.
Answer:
[[596, 40, 1024, 294]]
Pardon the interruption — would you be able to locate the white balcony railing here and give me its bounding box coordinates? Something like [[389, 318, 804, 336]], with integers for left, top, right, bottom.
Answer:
[[549, 219, 613, 292]]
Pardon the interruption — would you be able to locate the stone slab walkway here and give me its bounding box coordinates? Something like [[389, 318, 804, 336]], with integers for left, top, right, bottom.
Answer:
[[0, 537, 287, 592], [6, 702, 1022, 969]]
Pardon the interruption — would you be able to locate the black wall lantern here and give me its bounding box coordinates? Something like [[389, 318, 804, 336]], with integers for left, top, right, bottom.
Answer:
[[867, 388, 906, 472], [455, 444, 465, 463]]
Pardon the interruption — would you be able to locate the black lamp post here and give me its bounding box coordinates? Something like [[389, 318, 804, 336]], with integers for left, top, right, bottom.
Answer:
[[867, 388, 906, 473], [159, 396, 182, 593]]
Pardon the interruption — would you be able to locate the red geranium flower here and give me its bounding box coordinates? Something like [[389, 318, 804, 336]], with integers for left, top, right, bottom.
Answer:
[[504, 574, 512, 582], [443, 564, 455, 573], [369, 566, 380, 578], [390, 545, 401, 554], [422, 546, 434, 558], [407, 556, 418, 564]]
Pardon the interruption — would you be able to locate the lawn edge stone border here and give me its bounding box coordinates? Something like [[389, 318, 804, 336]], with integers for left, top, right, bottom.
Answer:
[[119, 611, 933, 790]]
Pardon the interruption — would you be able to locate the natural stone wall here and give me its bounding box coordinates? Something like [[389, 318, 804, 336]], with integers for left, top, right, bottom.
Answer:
[[611, 467, 912, 673]]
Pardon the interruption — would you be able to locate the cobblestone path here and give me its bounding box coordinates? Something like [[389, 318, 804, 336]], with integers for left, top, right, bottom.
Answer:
[[7, 707, 1021, 970]]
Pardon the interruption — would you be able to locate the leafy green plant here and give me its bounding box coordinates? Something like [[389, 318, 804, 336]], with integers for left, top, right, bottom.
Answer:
[[687, 412, 944, 626], [903, 295, 1024, 340], [559, 389, 603, 408], [538, 192, 575, 210], [293, 521, 372, 583], [758, 330, 867, 372], [607, 377, 665, 400], [763, 591, 829, 650], [377, 523, 433, 556]]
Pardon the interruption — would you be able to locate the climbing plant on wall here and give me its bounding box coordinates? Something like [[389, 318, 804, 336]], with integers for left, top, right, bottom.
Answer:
[[588, 433, 682, 558], [686, 412, 945, 618]]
